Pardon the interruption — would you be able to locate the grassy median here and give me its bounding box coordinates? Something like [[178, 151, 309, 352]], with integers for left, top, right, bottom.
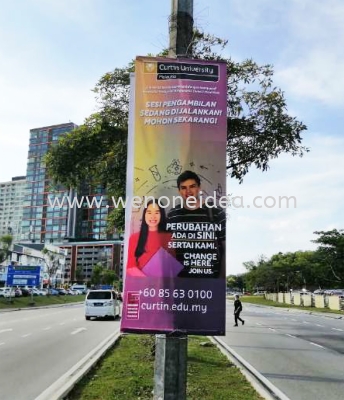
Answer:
[[66, 334, 262, 400], [239, 295, 344, 315], [0, 294, 84, 309]]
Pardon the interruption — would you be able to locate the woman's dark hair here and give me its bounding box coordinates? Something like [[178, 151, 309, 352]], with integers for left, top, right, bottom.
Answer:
[[134, 199, 167, 263]]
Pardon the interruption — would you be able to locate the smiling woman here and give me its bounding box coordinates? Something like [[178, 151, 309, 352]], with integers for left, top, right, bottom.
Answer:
[[126, 199, 175, 276]]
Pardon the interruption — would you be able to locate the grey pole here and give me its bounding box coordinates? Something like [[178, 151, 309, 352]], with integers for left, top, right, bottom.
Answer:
[[169, 0, 194, 57], [154, 334, 188, 400], [153, 2, 194, 399]]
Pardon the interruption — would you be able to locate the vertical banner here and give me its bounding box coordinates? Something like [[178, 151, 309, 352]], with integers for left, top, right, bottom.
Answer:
[[121, 56, 227, 335]]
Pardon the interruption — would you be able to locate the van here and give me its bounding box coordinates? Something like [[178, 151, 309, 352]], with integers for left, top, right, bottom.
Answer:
[[85, 290, 121, 320], [71, 284, 87, 294]]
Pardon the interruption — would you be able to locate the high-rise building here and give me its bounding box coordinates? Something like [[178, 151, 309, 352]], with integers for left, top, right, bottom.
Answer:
[[21, 122, 77, 243], [0, 176, 27, 241], [19, 122, 123, 284], [74, 182, 114, 241]]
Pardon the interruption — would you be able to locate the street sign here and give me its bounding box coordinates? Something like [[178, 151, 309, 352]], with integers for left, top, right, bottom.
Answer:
[[6, 265, 41, 287]]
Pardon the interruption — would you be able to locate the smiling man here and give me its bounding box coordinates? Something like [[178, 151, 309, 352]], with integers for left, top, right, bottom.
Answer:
[[167, 170, 226, 278]]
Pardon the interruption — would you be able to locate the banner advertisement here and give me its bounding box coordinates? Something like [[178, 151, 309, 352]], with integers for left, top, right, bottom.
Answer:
[[121, 56, 227, 335]]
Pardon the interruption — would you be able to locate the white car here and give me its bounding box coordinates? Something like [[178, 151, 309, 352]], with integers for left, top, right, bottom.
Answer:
[[0, 287, 15, 298], [85, 290, 121, 320]]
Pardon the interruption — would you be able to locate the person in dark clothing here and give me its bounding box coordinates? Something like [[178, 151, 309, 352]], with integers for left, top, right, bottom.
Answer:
[[233, 294, 245, 326]]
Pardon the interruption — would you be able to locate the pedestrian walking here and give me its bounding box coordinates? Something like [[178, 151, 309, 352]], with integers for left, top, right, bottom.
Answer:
[[234, 294, 245, 326]]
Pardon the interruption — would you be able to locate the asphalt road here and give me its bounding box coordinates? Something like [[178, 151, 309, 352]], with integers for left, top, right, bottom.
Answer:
[[0, 304, 120, 400], [223, 301, 344, 400]]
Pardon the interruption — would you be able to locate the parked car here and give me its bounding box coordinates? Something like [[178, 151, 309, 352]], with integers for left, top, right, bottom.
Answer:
[[56, 288, 68, 295], [19, 288, 29, 297], [71, 284, 88, 294], [0, 288, 11, 298]]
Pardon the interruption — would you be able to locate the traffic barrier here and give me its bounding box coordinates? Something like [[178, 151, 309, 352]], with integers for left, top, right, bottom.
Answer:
[[278, 293, 284, 303], [302, 294, 311, 307], [328, 296, 341, 311], [284, 293, 291, 304], [315, 295, 325, 309], [293, 293, 301, 306]]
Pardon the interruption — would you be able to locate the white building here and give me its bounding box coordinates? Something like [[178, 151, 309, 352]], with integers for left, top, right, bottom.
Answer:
[[0, 176, 27, 242], [0, 243, 66, 287]]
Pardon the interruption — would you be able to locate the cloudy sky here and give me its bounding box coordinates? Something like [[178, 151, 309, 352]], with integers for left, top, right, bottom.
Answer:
[[1, 0, 343, 275]]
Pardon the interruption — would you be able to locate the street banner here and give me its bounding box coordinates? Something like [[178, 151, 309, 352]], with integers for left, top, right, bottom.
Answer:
[[121, 56, 227, 335]]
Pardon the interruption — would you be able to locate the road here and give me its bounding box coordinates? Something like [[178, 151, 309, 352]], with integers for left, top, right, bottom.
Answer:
[[2, 301, 344, 400], [0, 304, 120, 400], [222, 301, 344, 400]]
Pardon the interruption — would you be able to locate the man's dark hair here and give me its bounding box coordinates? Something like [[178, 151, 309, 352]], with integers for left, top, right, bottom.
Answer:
[[177, 170, 201, 189]]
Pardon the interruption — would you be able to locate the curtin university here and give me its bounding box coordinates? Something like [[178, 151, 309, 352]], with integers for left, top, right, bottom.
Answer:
[[157, 61, 219, 81]]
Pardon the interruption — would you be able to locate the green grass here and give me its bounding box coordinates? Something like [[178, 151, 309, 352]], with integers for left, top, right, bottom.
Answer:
[[0, 294, 84, 309], [237, 295, 344, 315], [66, 335, 262, 400]]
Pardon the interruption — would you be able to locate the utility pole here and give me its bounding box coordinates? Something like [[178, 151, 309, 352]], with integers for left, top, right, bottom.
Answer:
[[168, 0, 194, 58], [153, 2, 194, 400]]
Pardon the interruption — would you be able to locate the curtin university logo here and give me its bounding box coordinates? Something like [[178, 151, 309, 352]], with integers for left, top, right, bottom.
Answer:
[[156, 61, 219, 82]]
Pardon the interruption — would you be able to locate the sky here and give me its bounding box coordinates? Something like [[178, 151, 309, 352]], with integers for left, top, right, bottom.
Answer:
[[1, 0, 343, 275]]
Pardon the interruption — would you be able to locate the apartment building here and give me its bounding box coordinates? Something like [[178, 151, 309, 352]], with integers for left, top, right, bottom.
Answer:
[[21, 122, 77, 244], [0, 176, 27, 242], [61, 239, 124, 284]]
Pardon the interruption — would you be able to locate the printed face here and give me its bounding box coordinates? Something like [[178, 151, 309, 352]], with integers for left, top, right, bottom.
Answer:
[[145, 203, 161, 230], [178, 179, 201, 202]]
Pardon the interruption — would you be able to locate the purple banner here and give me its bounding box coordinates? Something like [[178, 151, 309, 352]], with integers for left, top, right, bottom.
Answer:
[[121, 57, 227, 335]]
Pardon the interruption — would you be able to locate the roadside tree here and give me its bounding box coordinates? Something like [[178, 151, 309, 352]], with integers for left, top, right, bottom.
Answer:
[[45, 30, 308, 231]]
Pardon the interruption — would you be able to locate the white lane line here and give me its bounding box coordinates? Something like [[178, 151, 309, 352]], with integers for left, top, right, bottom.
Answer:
[[71, 327, 87, 335], [269, 328, 276, 332], [332, 328, 343, 332], [0, 342, 5, 346], [285, 334, 297, 338], [316, 324, 324, 327], [302, 321, 310, 324], [43, 327, 51, 331], [310, 342, 325, 349], [21, 333, 32, 338], [256, 323, 262, 326], [59, 322, 66, 326], [0, 329, 13, 334], [291, 319, 297, 322]]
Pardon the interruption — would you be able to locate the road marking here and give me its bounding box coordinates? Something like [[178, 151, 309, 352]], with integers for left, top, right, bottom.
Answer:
[[71, 327, 87, 335], [332, 328, 343, 332], [256, 323, 262, 326], [59, 322, 66, 326], [291, 319, 297, 322], [0, 329, 13, 334], [269, 328, 276, 332], [309, 342, 325, 349], [285, 334, 297, 338], [43, 327, 51, 331], [21, 333, 32, 338], [302, 321, 310, 324], [316, 324, 324, 327], [0, 342, 5, 346]]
